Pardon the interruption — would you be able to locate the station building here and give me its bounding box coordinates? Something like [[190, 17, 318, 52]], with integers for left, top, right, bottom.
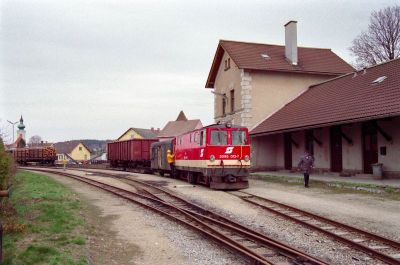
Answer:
[[205, 21, 353, 128], [251, 58, 400, 178], [205, 21, 400, 178]]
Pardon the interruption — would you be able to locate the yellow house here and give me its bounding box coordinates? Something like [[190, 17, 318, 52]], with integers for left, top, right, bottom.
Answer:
[[54, 141, 92, 164], [117, 127, 159, 141]]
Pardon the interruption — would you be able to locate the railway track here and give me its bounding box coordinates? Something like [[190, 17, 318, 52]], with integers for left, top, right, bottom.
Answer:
[[25, 168, 329, 265], [228, 191, 400, 265]]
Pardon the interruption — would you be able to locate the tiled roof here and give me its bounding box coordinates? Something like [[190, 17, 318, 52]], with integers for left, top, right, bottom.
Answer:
[[206, 40, 354, 88], [176, 110, 188, 121], [251, 58, 400, 135], [131, 128, 159, 139], [158, 120, 202, 138], [54, 141, 92, 154], [117, 127, 159, 140]]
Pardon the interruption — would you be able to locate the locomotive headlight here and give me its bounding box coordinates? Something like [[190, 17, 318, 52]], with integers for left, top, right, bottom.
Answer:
[[210, 155, 215, 162], [244, 155, 250, 162]]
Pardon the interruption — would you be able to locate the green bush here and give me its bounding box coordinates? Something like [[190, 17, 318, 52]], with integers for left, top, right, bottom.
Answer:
[[0, 138, 15, 190]]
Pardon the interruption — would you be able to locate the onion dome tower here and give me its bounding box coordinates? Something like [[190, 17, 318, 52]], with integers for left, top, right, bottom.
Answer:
[[17, 115, 26, 140]]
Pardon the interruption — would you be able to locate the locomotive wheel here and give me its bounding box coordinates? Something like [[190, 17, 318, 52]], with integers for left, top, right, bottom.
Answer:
[[204, 175, 210, 187], [188, 172, 197, 185]]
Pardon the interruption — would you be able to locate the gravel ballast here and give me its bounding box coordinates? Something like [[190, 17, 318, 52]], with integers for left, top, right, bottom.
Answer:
[[64, 169, 400, 264]]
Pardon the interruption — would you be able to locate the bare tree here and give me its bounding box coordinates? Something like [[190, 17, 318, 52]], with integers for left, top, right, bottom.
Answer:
[[0, 121, 11, 144], [28, 135, 42, 146], [350, 5, 400, 68]]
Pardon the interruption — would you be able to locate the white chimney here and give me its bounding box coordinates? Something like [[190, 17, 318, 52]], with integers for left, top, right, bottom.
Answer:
[[284, 20, 298, 65]]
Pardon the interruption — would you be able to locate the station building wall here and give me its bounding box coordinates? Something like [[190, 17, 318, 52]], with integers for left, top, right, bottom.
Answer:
[[341, 123, 363, 172], [251, 117, 400, 178], [250, 72, 332, 129], [214, 51, 243, 125], [251, 135, 278, 170], [213, 52, 335, 129], [377, 117, 400, 176]]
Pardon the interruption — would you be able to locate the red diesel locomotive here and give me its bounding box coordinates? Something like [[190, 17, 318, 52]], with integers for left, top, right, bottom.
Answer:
[[173, 124, 250, 189], [108, 123, 250, 190]]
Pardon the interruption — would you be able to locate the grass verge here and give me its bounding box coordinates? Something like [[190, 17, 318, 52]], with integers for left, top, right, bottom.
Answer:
[[1, 170, 87, 265], [250, 173, 400, 200]]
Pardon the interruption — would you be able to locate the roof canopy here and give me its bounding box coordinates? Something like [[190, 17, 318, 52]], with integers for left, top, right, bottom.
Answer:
[[251, 58, 400, 136]]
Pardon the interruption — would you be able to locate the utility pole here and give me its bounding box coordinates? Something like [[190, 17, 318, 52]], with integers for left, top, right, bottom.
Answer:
[[7, 120, 18, 143]]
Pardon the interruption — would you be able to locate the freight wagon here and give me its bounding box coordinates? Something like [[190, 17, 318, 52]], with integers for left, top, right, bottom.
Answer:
[[13, 146, 57, 165], [107, 138, 159, 169]]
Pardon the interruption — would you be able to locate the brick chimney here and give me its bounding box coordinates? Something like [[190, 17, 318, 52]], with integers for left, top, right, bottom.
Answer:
[[284, 20, 298, 66]]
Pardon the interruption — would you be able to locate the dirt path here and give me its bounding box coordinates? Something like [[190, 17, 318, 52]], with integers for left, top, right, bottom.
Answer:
[[40, 171, 191, 265], [39, 170, 247, 265]]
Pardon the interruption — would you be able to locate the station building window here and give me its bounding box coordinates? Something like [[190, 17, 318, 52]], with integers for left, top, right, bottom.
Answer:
[[230, 89, 235, 112], [224, 58, 230, 71], [222, 94, 226, 116]]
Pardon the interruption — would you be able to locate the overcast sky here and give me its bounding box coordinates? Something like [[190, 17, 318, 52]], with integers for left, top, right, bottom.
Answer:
[[1, 0, 398, 143]]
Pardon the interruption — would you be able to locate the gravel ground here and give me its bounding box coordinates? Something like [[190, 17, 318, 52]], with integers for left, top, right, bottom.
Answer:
[[64, 168, 400, 264], [36, 169, 248, 265]]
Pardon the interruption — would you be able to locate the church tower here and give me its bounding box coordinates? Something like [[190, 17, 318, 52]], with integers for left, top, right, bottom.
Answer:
[[17, 115, 26, 140]]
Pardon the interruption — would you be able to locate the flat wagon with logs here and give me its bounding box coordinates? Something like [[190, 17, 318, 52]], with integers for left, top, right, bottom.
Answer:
[[12, 146, 57, 165]]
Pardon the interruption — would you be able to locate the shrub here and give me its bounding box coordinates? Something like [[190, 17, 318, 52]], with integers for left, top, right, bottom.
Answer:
[[0, 138, 15, 190]]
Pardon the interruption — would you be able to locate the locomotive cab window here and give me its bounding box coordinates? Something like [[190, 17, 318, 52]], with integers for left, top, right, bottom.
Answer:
[[200, 131, 204, 146], [194, 132, 199, 145], [232, 130, 247, 145], [210, 130, 228, 145]]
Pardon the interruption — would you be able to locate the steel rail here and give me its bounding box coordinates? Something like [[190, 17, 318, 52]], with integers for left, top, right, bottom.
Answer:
[[25, 168, 272, 265], [25, 168, 328, 265], [68, 168, 330, 265], [231, 191, 400, 265]]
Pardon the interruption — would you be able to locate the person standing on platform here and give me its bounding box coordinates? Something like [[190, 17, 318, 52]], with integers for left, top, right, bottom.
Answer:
[[298, 150, 314, 188], [167, 149, 175, 176], [63, 159, 67, 171]]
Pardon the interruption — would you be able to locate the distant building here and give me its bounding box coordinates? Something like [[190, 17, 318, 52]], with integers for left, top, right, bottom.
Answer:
[[158, 111, 203, 141], [54, 141, 92, 164], [16, 116, 26, 141], [117, 127, 159, 141], [5, 116, 27, 150], [90, 152, 107, 163]]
